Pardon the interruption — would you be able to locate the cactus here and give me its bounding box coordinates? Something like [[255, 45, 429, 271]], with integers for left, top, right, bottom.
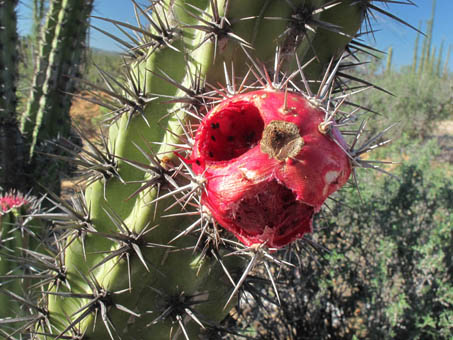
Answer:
[[0, 0, 418, 339], [22, 0, 94, 195], [416, 0, 437, 76], [27, 0, 93, 156], [410, 0, 449, 79], [411, 21, 421, 74], [20, 0, 66, 146], [0, 0, 93, 192], [386, 47, 393, 74], [0, 191, 28, 319], [30, 0, 47, 63], [0, 0, 25, 192], [443, 45, 451, 77], [0, 191, 44, 319]]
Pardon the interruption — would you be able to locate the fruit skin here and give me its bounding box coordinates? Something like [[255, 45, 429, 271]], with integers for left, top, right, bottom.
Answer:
[[191, 89, 351, 248]]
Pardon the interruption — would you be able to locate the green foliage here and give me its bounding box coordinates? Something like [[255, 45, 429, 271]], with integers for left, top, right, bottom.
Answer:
[[83, 49, 122, 88], [355, 70, 452, 141]]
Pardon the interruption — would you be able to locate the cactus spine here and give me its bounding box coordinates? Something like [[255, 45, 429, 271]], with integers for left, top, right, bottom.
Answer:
[[0, 0, 418, 339]]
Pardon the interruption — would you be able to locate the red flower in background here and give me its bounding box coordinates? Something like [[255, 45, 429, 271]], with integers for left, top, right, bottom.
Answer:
[[0, 192, 29, 213]]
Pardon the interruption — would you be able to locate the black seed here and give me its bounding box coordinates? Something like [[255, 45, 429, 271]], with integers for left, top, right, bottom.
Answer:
[[211, 135, 216, 141], [215, 122, 220, 128], [211, 123, 216, 129], [196, 160, 201, 166], [245, 131, 256, 144], [227, 136, 234, 142], [209, 151, 214, 158]]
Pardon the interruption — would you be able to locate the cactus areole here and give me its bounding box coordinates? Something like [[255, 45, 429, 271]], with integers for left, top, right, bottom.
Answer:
[[191, 89, 352, 248]]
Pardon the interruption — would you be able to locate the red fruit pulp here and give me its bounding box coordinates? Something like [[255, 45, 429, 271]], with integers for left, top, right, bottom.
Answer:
[[191, 89, 351, 248]]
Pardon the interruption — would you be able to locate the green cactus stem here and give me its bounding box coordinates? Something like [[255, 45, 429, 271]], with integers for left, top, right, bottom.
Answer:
[[386, 47, 393, 74], [20, 0, 64, 145], [21, 0, 94, 159], [31, 0, 47, 60], [412, 21, 421, 74], [443, 45, 451, 77], [0, 192, 42, 318], [0, 0, 19, 124], [0, 0, 25, 191]]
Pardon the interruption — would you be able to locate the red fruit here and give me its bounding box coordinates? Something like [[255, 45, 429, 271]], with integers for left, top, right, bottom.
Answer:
[[191, 89, 351, 248]]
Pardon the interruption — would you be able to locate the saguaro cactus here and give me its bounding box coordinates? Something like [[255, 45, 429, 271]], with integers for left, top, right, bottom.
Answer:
[[0, 0, 417, 339]]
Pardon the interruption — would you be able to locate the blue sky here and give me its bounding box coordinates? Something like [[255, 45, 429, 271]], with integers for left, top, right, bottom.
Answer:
[[17, 0, 453, 71]]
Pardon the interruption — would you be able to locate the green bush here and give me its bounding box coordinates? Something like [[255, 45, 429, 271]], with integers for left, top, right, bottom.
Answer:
[[83, 48, 122, 88], [355, 69, 452, 140]]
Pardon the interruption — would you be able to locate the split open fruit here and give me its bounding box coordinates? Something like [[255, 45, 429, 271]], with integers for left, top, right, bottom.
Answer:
[[191, 89, 351, 248]]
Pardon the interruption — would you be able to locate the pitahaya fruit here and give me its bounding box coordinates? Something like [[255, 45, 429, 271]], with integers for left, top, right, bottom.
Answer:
[[191, 89, 351, 248]]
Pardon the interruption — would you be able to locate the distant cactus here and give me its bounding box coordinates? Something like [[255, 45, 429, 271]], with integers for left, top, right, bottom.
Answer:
[[0, 0, 418, 339], [386, 47, 393, 74], [412, 0, 448, 77]]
